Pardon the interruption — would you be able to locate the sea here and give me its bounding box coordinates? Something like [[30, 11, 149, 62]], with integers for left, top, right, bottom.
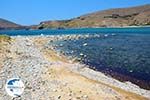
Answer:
[[1, 27, 150, 89]]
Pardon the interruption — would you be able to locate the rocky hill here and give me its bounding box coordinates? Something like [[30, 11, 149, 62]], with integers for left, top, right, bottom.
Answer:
[[0, 18, 27, 30], [37, 4, 150, 29], [1, 4, 150, 30]]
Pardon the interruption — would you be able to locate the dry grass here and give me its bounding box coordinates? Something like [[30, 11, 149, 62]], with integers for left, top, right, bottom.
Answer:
[[0, 35, 11, 70], [0, 35, 11, 42]]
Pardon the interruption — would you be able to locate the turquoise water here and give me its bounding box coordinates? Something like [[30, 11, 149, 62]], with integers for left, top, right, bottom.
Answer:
[[0, 27, 150, 36], [1, 27, 150, 89]]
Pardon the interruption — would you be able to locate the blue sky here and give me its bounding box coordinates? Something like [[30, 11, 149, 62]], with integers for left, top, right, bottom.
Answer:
[[0, 0, 150, 25]]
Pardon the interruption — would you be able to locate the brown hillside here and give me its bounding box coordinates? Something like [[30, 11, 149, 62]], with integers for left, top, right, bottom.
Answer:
[[37, 4, 150, 29], [0, 18, 25, 30]]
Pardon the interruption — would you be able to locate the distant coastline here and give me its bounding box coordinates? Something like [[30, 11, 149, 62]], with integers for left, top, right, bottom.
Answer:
[[0, 4, 150, 30], [1, 27, 150, 37]]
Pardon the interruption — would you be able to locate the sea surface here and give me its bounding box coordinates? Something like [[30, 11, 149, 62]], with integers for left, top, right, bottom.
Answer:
[[1, 27, 150, 89]]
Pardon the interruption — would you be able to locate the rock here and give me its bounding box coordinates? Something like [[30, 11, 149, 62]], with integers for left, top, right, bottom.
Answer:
[[41, 81, 45, 85], [68, 93, 72, 96], [41, 34, 44, 36], [26, 86, 32, 90], [58, 96, 61, 99], [76, 97, 81, 99], [63, 82, 68, 86], [0, 80, 3, 89], [104, 34, 108, 37], [83, 95, 88, 98], [26, 42, 32, 46], [80, 53, 84, 56], [52, 89, 57, 92], [15, 50, 23, 55], [83, 43, 88, 46], [110, 47, 113, 50], [5, 49, 11, 53], [129, 70, 133, 73], [112, 33, 116, 36], [59, 44, 63, 47]]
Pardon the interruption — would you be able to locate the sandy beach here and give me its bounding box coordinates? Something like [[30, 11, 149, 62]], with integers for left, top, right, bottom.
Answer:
[[0, 35, 150, 100]]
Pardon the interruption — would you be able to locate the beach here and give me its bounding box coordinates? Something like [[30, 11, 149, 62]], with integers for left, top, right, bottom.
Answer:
[[0, 35, 150, 100]]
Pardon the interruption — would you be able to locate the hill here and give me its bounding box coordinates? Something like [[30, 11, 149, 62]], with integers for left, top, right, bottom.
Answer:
[[0, 18, 26, 30], [37, 4, 150, 29]]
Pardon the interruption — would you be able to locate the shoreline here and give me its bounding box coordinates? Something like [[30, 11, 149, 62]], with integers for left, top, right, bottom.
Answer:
[[0, 35, 150, 99], [0, 26, 150, 33], [30, 35, 150, 98], [32, 34, 150, 90]]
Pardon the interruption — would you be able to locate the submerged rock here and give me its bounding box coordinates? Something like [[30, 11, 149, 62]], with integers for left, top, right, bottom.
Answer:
[[83, 43, 88, 46]]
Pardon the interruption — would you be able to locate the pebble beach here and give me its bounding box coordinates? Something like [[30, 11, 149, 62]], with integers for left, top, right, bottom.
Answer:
[[0, 35, 150, 100]]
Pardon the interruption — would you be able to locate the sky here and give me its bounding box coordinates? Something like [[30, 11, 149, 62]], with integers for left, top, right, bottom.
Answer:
[[0, 0, 150, 25]]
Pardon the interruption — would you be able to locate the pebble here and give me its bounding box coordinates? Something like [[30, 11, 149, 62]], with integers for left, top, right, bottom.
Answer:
[[129, 70, 133, 73], [83, 95, 88, 98], [83, 43, 87, 46], [63, 82, 68, 86], [0, 35, 150, 99], [0, 80, 3, 89], [52, 89, 57, 92], [68, 93, 72, 96], [58, 96, 61, 99], [104, 34, 108, 37], [110, 47, 113, 50], [76, 97, 81, 99], [0, 37, 53, 99], [80, 53, 84, 56]]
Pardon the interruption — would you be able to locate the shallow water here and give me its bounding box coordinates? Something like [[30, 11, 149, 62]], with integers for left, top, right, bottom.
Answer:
[[50, 33, 150, 89], [1, 27, 150, 89], [1, 27, 150, 36]]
